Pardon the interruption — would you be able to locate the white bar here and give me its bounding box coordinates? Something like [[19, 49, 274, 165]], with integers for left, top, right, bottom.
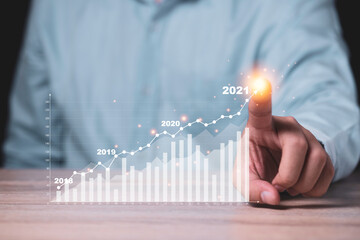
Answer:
[[56, 191, 61, 202], [114, 189, 119, 202], [171, 142, 176, 202], [64, 182, 69, 202], [81, 173, 85, 202], [154, 167, 159, 202], [204, 158, 209, 202], [236, 131, 242, 202], [228, 140, 234, 202], [212, 175, 217, 202], [162, 153, 168, 202], [130, 166, 135, 202], [146, 162, 152, 202], [220, 143, 225, 202], [122, 158, 127, 202], [138, 172, 143, 202], [105, 168, 110, 202], [179, 140, 184, 202], [195, 145, 200, 202], [97, 173, 102, 202], [187, 134, 192, 202], [245, 128, 250, 202], [72, 189, 78, 202], [89, 178, 94, 202]]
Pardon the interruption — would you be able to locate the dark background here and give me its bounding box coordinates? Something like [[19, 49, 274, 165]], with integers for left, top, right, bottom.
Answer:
[[1, 1, 359, 167]]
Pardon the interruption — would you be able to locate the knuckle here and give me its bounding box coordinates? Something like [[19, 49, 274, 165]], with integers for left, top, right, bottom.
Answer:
[[298, 137, 308, 150], [312, 148, 327, 166], [289, 136, 308, 151]]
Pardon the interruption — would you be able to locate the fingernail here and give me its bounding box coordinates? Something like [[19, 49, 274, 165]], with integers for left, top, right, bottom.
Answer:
[[260, 191, 272, 204], [274, 184, 285, 192]]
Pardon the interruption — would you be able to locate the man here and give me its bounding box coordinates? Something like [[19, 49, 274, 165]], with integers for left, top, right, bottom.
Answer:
[[4, 0, 360, 205]]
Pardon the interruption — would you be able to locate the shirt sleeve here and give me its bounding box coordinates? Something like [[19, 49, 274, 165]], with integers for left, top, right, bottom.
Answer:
[[258, 0, 360, 181], [3, 0, 64, 168]]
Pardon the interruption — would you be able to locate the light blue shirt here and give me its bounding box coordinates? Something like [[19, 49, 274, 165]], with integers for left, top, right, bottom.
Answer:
[[4, 0, 360, 181]]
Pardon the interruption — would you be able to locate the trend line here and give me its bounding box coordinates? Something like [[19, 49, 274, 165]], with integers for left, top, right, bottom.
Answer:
[[56, 94, 254, 190]]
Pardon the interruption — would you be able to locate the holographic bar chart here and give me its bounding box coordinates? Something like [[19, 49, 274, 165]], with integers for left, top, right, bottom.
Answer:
[[54, 129, 250, 203]]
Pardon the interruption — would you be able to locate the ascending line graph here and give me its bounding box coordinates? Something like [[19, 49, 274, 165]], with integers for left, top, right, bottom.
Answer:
[[49, 93, 255, 203]]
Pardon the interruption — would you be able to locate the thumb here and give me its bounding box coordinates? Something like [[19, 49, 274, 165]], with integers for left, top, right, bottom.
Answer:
[[250, 175, 280, 205], [247, 78, 272, 130], [234, 146, 280, 205]]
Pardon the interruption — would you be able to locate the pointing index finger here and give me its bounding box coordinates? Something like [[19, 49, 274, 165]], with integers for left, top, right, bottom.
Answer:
[[247, 78, 272, 130]]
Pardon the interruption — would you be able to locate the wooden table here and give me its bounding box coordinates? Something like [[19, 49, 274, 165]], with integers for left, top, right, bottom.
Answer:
[[0, 168, 359, 240]]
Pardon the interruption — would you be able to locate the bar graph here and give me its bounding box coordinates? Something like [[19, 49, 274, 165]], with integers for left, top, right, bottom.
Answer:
[[54, 129, 250, 203]]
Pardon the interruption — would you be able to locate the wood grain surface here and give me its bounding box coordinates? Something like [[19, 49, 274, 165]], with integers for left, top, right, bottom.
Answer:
[[0, 168, 359, 240]]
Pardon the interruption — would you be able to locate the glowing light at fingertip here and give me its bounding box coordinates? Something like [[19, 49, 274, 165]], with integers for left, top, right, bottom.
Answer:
[[253, 77, 267, 93]]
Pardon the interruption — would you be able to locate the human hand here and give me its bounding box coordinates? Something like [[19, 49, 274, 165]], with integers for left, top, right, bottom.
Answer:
[[238, 78, 335, 205]]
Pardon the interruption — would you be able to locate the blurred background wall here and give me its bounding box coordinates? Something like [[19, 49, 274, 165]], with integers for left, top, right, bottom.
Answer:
[[1, 1, 359, 167]]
